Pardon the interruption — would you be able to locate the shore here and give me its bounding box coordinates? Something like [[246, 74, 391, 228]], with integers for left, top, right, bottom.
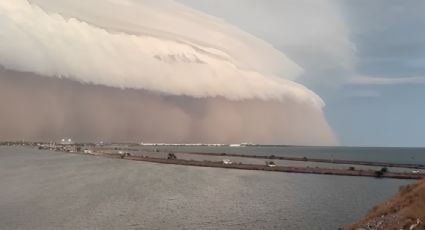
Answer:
[[2, 142, 424, 180], [178, 151, 425, 169], [345, 178, 425, 229], [109, 154, 423, 180]]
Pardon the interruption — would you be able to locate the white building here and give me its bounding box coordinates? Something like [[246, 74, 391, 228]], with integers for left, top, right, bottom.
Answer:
[[60, 138, 74, 145]]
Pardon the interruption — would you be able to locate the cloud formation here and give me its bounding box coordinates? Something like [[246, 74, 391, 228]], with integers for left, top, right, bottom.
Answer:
[[0, 0, 326, 106], [0, 0, 337, 144], [177, 0, 355, 89]]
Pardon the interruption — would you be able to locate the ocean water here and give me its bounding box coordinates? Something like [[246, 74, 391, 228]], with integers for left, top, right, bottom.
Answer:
[[0, 146, 414, 230], [135, 145, 425, 165]]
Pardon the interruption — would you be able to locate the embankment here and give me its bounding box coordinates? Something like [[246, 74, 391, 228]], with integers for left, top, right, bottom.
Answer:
[[101, 153, 423, 179], [346, 178, 425, 229]]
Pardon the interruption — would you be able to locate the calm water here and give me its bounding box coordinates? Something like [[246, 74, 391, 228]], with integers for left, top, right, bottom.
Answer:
[[135, 145, 425, 165], [0, 146, 414, 230]]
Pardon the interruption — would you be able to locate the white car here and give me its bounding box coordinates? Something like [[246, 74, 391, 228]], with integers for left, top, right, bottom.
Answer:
[[266, 161, 276, 167], [83, 149, 93, 154], [222, 159, 232, 165]]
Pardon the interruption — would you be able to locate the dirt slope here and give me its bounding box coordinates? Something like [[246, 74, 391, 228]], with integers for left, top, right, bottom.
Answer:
[[346, 178, 425, 230]]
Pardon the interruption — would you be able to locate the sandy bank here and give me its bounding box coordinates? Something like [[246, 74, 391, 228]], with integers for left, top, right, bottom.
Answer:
[[346, 178, 425, 229]]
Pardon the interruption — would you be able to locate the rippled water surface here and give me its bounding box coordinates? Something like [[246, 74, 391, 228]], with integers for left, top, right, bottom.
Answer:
[[0, 146, 413, 230]]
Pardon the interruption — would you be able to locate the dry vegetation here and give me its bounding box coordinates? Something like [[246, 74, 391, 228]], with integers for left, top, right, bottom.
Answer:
[[346, 178, 425, 230]]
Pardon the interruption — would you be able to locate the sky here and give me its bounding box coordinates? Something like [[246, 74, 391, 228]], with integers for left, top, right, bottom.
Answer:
[[0, 0, 335, 145], [178, 0, 425, 147], [0, 0, 424, 147]]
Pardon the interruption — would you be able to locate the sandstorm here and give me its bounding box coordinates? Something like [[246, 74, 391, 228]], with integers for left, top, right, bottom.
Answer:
[[0, 0, 337, 145]]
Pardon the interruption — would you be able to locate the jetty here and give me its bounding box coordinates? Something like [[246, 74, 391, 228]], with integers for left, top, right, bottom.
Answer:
[[96, 152, 424, 180], [2, 142, 424, 180]]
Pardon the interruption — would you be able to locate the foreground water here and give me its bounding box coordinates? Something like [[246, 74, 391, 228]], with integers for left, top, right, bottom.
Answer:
[[0, 146, 413, 230]]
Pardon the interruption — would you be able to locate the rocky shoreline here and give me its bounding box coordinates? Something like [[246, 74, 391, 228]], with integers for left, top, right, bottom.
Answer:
[[345, 178, 425, 230]]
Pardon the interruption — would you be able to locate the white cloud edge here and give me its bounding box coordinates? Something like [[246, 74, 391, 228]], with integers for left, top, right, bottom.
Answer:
[[0, 0, 326, 108]]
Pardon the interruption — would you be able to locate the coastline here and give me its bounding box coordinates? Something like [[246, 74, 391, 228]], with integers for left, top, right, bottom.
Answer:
[[345, 178, 425, 229], [2, 143, 424, 180], [158, 151, 425, 169], [114, 154, 424, 180]]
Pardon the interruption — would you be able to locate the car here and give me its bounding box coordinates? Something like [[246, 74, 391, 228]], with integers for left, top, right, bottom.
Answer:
[[222, 159, 232, 165], [266, 161, 276, 167]]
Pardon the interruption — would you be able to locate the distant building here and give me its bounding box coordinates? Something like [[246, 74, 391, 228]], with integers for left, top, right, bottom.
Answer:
[[60, 138, 74, 145]]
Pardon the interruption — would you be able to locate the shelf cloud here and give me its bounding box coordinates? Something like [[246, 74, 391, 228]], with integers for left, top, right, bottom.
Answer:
[[0, 0, 337, 145]]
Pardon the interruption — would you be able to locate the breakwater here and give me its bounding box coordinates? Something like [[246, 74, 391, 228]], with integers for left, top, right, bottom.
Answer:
[[178, 152, 425, 169], [102, 153, 424, 180]]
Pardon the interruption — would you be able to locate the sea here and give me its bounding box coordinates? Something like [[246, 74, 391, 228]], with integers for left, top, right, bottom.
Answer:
[[1, 145, 423, 230]]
